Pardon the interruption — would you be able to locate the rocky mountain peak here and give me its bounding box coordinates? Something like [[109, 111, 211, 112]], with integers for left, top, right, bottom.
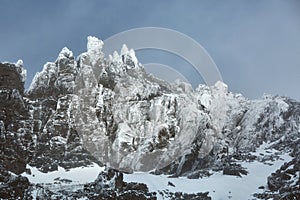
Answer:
[[86, 36, 104, 65], [57, 47, 74, 61], [0, 35, 299, 199], [0, 62, 26, 94], [22, 36, 300, 174]]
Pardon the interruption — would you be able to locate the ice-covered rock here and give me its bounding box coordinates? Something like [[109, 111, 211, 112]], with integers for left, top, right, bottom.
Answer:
[[28, 47, 77, 98], [15, 59, 27, 82], [24, 36, 300, 175], [87, 36, 104, 65], [1, 35, 300, 199]]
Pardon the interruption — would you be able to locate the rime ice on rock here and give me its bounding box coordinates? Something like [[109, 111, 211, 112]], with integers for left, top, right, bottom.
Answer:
[[1, 35, 300, 199], [57, 47, 74, 61], [121, 44, 129, 55], [15, 60, 27, 83], [22, 36, 300, 176], [87, 36, 104, 65], [28, 47, 76, 97]]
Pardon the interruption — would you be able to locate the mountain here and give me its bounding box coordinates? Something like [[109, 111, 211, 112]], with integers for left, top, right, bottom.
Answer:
[[0, 36, 299, 199]]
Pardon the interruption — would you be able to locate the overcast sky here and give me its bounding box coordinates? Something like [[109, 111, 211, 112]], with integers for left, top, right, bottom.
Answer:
[[1, 0, 300, 100]]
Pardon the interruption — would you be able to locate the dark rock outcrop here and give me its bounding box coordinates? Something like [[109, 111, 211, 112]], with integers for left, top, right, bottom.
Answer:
[[254, 140, 300, 199], [82, 169, 157, 200], [159, 190, 211, 200], [0, 62, 25, 94], [0, 62, 33, 175], [0, 166, 30, 199]]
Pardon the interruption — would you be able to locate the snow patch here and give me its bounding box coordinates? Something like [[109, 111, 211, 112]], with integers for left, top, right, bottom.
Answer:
[[22, 163, 104, 185], [124, 147, 293, 200]]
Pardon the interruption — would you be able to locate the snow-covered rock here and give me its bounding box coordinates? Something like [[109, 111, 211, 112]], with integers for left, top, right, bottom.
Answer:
[[1, 36, 300, 199]]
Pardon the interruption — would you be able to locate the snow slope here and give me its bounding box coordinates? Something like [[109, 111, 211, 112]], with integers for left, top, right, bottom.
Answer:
[[124, 143, 293, 200], [22, 163, 104, 192]]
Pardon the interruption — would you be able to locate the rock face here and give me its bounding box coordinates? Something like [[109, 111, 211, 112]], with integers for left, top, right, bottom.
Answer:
[[0, 165, 31, 199], [0, 59, 97, 174], [25, 36, 214, 172], [0, 62, 25, 94], [1, 36, 300, 199], [0, 62, 31, 175]]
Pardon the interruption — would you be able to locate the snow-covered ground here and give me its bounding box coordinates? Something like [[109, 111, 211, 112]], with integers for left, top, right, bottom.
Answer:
[[124, 143, 293, 200], [21, 143, 292, 200], [22, 163, 104, 191]]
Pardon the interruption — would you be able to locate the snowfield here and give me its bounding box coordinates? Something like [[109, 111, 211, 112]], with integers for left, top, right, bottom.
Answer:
[[124, 143, 293, 200], [22, 163, 104, 191], [21, 143, 293, 200]]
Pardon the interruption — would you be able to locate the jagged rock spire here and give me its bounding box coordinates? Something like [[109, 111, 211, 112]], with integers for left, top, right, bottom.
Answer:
[[87, 36, 104, 65]]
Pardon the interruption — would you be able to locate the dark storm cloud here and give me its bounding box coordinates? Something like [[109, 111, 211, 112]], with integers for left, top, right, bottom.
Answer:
[[0, 0, 299, 100]]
